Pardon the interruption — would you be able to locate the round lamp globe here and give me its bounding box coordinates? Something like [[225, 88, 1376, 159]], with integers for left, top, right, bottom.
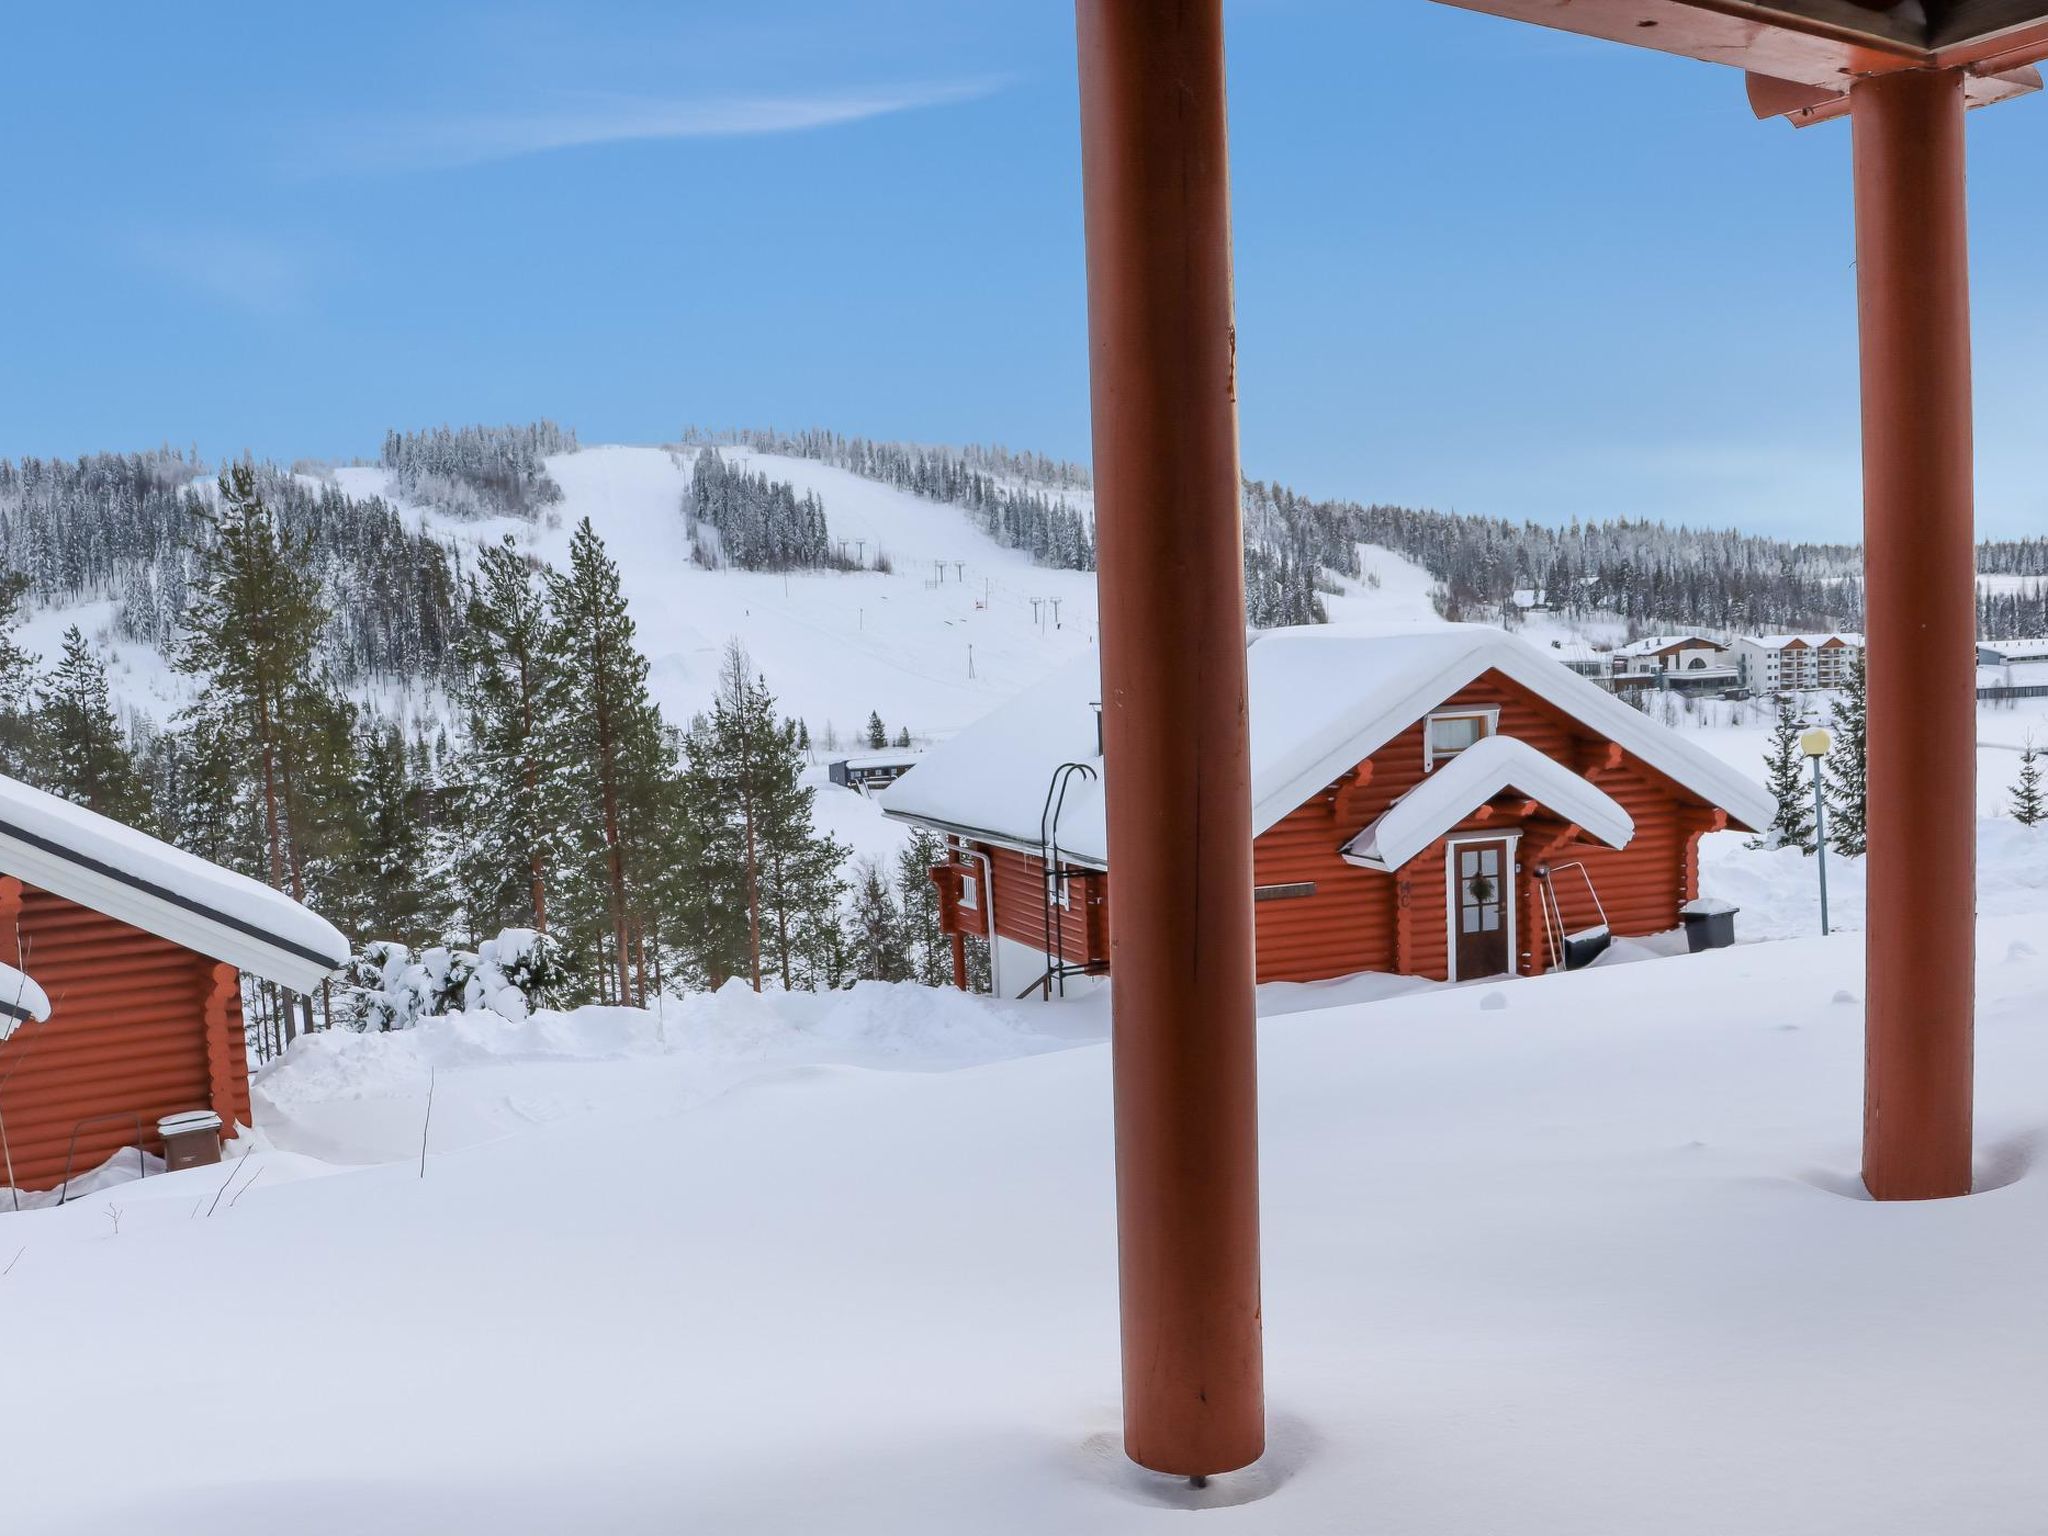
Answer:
[[1801, 727, 1833, 759]]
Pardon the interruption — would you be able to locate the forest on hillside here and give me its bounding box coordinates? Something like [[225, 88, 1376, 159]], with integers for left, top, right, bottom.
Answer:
[[0, 462, 976, 1059], [682, 424, 2048, 637]]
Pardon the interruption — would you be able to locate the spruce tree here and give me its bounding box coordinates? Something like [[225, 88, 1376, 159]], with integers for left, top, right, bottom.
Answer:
[[685, 643, 848, 991], [2014, 740, 2045, 827], [1825, 650, 1868, 857], [894, 726, 912, 750], [843, 859, 910, 982], [866, 711, 888, 750], [39, 626, 153, 825], [895, 829, 950, 986], [341, 719, 449, 948], [1753, 694, 1815, 853], [455, 536, 572, 935], [0, 572, 41, 781], [547, 518, 673, 1004]]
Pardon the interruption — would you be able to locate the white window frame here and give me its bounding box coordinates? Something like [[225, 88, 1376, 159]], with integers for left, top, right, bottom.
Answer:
[[1423, 706, 1501, 772], [1445, 831, 1521, 983]]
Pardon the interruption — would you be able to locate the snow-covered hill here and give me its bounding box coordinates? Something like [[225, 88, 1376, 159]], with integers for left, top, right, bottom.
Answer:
[[332, 444, 1116, 744]]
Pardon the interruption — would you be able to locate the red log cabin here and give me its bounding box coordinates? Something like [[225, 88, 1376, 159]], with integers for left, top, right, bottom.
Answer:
[[884, 624, 1774, 999], [0, 775, 348, 1194]]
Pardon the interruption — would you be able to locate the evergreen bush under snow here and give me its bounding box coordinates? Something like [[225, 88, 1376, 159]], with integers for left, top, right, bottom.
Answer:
[[344, 928, 571, 1032]]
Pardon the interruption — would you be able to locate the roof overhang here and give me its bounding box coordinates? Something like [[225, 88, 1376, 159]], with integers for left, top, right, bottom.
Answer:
[[0, 817, 348, 993], [1340, 735, 1635, 873], [1432, 0, 2048, 123]]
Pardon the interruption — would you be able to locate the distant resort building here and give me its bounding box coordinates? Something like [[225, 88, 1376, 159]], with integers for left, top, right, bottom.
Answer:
[[1730, 633, 1865, 695], [828, 751, 922, 796], [1608, 635, 1741, 694], [1977, 639, 2048, 701]]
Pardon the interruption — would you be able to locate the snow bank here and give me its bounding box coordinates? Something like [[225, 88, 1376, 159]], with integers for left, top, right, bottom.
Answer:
[[9, 911, 2048, 1534]]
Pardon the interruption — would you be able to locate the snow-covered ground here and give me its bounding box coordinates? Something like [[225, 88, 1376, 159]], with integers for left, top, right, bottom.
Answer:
[[6, 822, 2048, 1534], [4, 884, 2048, 1531]]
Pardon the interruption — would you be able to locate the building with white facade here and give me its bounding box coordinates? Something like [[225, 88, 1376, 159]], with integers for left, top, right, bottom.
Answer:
[[1731, 634, 1865, 695], [1608, 635, 1740, 694]]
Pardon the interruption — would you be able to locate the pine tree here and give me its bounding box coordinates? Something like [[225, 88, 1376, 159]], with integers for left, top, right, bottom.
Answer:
[[547, 518, 674, 1005], [1825, 650, 1868, 857], [684, 643, 848, 991], [177, 463, 353, 906], [893, 726, 912, 750], [866, 711, 888, 751], [39, 626, 152, 825], [1753, 694, 1815, 853], [2014, 739, 2045, 827], [455, 536, 573, 936], [843, 859, 910, 982], [341, 719, 449, 948], [895, 829, 950, 986]]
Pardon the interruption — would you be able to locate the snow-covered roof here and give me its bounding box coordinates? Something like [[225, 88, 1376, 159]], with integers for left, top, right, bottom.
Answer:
[[0, 959, 51, 1027], [1744, 633, 1866, 650], [1980, 639, 2048, 662], [836, 751, 922, 771], [880, 622, 1775, 866], [0, 775, 349, 992], [1338, 735, 1633, 872], [1613, 634, 1726, 657]]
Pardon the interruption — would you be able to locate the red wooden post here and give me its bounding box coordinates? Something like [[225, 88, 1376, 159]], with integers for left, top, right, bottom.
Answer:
[[1075, 0, 1264, 1477], [1851, 68, 1977, 1201]]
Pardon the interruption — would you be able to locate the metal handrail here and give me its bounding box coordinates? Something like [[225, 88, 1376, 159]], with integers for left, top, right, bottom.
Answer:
[[1038, 762, 1099, 999]]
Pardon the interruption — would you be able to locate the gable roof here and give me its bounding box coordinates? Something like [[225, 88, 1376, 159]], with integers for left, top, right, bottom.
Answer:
[[0, 775, 349, 993], [1613, 634, 1726, 657], [1338, 735, 1633, 872], [881, 622, 1775, 866]]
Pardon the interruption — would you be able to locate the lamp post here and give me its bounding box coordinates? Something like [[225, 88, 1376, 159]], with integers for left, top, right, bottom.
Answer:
[[1802, 726, 1832, 936]]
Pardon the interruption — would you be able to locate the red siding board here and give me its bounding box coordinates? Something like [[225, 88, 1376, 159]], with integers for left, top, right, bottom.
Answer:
[[931, 668, 1737, 994], [0, 876, 251, 1193]]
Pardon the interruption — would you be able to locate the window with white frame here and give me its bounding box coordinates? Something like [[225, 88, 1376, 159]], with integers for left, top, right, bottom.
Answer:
[[1424, 708, 1497, 769]]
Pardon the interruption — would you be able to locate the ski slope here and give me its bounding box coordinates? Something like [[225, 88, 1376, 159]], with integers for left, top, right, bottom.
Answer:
[[336, 445, 1108, 745]]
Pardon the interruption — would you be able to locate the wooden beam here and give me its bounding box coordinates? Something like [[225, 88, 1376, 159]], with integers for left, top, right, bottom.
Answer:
[[1432, 0, 1920, 89], [1749, 62, 2042, 125], [1433, 0, 2048, 90]]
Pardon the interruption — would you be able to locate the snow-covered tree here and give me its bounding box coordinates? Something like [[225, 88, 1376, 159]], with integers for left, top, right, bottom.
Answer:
[[547, 518, 675, 1004], [866, 711, 888, 750], [177, 462, 357, 908], [681, 643, 847, 991], [843, 859, 910, 982], [2014, 740, 2044, 827], [1753, 694, 1815, 853], [39, 626, 152, 826], [895, 828, 950, 987], [1825, 651, 1868, 858], [455, 536, 573, 937]]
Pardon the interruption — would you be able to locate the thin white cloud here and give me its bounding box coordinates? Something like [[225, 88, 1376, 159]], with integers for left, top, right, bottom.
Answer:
[[318, 79, 1004, 174], [128, 229, 312, 317]]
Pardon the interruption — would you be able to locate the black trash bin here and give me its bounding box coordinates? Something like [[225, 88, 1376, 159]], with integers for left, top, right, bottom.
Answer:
[[1679, 898, 1738, 953]]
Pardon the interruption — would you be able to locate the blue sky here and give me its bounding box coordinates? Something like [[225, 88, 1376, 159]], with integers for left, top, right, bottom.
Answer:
[[3, 0, 2042, 539]]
